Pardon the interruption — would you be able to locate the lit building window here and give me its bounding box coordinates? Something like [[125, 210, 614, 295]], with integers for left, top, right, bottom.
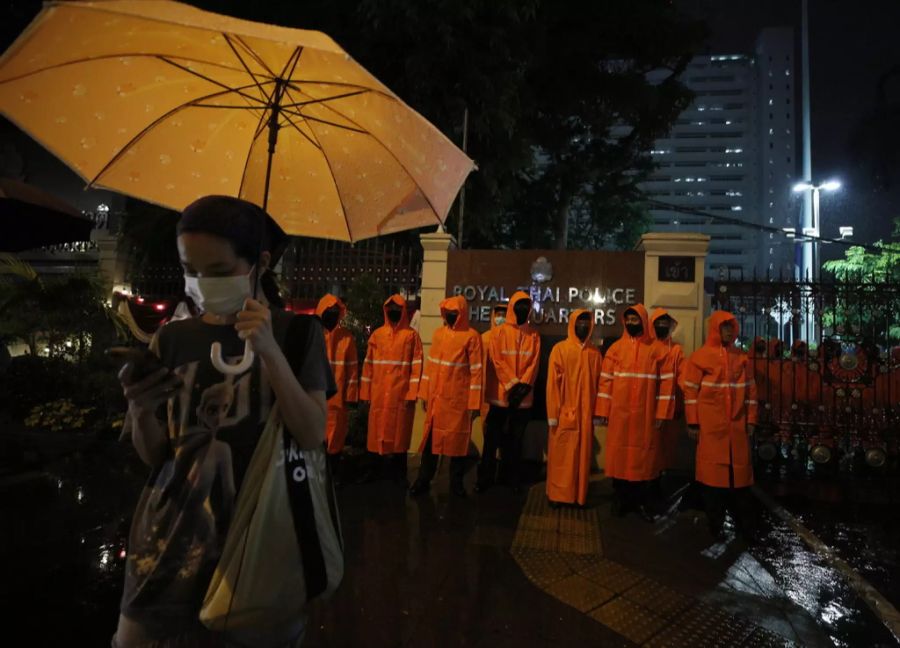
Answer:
[[785, 69, 791, 76], [769, 128, 774, 135], [731, 206, 743, 211], [768, 98, 774, 106]]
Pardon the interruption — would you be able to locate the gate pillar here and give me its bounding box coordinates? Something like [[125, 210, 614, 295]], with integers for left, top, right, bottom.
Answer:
[[636, 233, 710, 355]]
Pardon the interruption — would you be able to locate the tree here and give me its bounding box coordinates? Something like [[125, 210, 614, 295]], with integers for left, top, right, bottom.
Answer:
[[822, 217, 900, 343]]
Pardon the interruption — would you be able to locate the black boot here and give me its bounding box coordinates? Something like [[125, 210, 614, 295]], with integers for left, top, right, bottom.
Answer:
[[409, 479, 430, 496]]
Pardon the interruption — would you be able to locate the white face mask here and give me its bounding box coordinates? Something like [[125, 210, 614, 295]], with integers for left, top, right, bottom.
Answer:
[[493, 316, 506, 327], [184, 266, 254, 315]]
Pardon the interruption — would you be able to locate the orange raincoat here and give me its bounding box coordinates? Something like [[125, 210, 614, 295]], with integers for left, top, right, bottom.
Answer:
[[360, 295, 423, 455], [597, 304, 675, 481], [683, 311, 758, 489], [650, 308, 684, 470], [487, 291, 541, 408], [546, 309, 603, 505], [766, 339, 786, 421], [781, 340, 820, 409], [316, 294, 359, 454], [419, 295, 483, 457]]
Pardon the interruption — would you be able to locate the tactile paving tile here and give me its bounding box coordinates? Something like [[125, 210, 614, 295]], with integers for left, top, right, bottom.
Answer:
[[557, 531, 603, 555], [558, 507, 598, 536], [511, 527, 558, 552], [564, 552, 607, 572], [579, 558, 646, 593], [517, 512, 559, 532], [512, 548, 574, 588], [741, 626, 798, 647], [589, 596, 669, 644], [622, 578, 694, 620], [643, 601, 754, 648], [544, 573, 617, 613]]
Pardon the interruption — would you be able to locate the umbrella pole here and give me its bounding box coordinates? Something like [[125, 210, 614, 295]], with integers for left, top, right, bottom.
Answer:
[[256, 79, 285, 300]]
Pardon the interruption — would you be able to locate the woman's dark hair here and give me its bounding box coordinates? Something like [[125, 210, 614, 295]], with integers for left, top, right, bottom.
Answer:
[[178, 195, 288, 308]]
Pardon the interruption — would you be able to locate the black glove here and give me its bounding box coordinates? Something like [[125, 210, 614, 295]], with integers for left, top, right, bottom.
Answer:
[[507, 383, 532, 409]]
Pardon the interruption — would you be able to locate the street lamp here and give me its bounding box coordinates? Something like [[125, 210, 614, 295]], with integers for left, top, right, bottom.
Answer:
[[792, 179, 841, 279]]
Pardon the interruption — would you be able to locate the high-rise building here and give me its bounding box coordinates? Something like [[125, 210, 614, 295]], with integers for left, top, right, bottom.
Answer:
[[642, 28, 800, 279]]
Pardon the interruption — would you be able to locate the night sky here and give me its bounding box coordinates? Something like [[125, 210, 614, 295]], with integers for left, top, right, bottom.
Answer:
[[677, 0, 900, 254]]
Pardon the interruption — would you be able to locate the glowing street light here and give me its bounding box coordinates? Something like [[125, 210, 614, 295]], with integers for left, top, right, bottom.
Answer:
[[792, 179, 841, 279]]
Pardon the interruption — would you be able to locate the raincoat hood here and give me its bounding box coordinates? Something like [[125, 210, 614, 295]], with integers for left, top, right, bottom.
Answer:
[[749, 336, 767, 358], [768, 338, 784, 359], [506, 291, 533, 328], [383, 294, 410, 329], [649, 308, 678, 343], [791, 340, 808, 361], [440, 295, 469, 331], [621, 303, 652, 343], [705, 310, 739, 348], [568, 308, 595, 345], [316, 293, 346, 321]]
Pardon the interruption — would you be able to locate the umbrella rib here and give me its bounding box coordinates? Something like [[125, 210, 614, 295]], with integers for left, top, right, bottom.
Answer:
[[280, 111, 323, 151], [86, 82, 266, 187], [157, 56, 269, 107], [279, 89, 368, 109], [291, 105, 354, 242], [291, 88, 446, 227], [0, 53, 250, 86], [237, 103, 276, 203], [284, 79, 396, 104], [231, 34, 278, 79], [223, 33, 272, 102], [281, 108, 367, 134]]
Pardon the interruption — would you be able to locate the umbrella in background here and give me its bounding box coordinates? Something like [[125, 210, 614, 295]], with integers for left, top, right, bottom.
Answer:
[[0, 177, 93, 251], [0, 0, 475, 243]]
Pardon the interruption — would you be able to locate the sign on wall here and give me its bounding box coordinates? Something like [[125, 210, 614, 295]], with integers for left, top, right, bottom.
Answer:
[[446, 250, 645, 338]]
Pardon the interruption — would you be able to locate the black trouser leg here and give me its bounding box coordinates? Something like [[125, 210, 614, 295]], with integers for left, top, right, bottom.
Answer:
[[731, 486, 758, 538], [502, 407, 530, 489], [703, 485, 728, 535], [417, 433, 439, 485], [478, 406, 506, 487], [450, 457, 467, 490], [393, 452, 408, 483]]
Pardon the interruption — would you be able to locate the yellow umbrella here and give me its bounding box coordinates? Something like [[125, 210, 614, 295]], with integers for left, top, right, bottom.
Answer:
[[0, 0, 475, 242]]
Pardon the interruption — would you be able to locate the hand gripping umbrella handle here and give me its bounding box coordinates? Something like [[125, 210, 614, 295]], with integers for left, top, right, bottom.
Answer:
[[210, 340, 255, 375]]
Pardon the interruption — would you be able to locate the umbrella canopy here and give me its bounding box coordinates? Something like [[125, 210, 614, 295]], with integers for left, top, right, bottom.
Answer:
[[0, 177, 94, 251], [0, 0, 475, 242]]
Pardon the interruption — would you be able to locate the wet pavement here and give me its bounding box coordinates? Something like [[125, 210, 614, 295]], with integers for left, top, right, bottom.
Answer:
[[1, 442, 898, 646]]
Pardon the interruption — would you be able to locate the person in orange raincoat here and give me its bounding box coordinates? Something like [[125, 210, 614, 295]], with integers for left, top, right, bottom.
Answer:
[[411, 295, 483, 497], [682, 311, 759, 540], [596, 304, 675, 520], [480, 305, 508, 420], [766, 338, 786, 424], [476, 291, 541, 493], [748, 337, 770, 416], [316, 294, 359, 482], [546, 310, 603, 507], [650, 308, 684, 476], [360, 294, 423, 485], [781, 340, 820, 415]]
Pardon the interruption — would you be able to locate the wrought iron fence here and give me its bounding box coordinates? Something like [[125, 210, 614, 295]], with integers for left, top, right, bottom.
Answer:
[[712, 273, 900, 474], [280, 237, 422, 305], [128, 236, 422, 307]]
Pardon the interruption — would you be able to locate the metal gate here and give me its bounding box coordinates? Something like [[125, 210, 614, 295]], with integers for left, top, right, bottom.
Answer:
[[713, 274, 900, 474]]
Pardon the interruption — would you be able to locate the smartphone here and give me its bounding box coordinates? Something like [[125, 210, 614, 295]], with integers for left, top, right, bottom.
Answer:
[[106, 346, 169, 383]]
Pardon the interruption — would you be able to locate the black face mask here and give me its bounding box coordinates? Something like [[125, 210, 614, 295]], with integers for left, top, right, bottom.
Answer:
[[386, 308, 402, 324], [575, 320, 591, 342], [445, 311, 458, 327], [625, 323, 643, 337], [755, 343, 767, 355], [653, 323, 670, 340], [321, 308, 340, 331], [513, 301, 531, 326]]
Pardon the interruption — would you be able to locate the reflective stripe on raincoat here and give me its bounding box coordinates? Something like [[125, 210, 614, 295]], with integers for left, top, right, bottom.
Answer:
[[419, 295, 483, 457], [316, 294, 358, 454], [486, 291, 541, 408], [683, 311, 758, 488], [597, 304, 674, 481], [545, 308, 603, 505], [360, 294, 423, 454]]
